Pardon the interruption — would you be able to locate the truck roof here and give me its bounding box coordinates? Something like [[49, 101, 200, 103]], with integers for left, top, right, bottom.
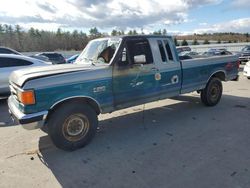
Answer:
[[111, 35, 173, 40]]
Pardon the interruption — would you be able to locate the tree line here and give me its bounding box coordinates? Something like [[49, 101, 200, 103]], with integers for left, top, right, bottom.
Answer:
[[0, 24, 92, 52], [0, 24, 169, 52], [0, 24, 249, 52], [177, 32, 250, 46]]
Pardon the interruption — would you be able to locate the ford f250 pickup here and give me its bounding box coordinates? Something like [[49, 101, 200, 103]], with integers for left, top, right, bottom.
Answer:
[[8, 35, 239, 151]]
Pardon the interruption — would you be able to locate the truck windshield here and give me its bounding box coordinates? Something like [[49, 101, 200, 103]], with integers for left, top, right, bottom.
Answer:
[[75, 38, 121, 65]]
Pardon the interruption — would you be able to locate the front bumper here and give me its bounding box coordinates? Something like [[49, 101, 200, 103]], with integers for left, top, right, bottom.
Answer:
[[8, 97, 48, 130]]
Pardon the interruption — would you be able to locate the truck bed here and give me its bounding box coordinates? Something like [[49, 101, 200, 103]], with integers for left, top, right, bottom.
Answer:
[[181, 55, 239, 93]]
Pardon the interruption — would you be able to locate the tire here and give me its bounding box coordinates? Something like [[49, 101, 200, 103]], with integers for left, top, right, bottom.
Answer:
[[201, 77, 223, 106], [47, 102, 98, 151]]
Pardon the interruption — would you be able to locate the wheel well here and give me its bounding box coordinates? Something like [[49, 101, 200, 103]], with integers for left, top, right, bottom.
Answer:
[[48, 97, 101, 120], [211, 71, 226, 81]]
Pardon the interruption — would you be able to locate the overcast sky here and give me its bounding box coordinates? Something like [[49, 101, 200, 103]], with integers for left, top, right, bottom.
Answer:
[[0, 0, 249, 35]]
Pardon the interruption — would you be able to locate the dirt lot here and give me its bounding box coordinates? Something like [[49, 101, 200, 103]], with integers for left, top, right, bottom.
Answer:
[[0, 70, 250, 188]]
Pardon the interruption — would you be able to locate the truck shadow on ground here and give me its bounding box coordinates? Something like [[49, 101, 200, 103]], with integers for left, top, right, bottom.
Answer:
[[37, 94, 250, 188]]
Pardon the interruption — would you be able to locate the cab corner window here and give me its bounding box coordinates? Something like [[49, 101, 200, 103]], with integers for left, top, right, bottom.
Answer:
[[164, 40, 174, 61], [157, 40, 167, 63]]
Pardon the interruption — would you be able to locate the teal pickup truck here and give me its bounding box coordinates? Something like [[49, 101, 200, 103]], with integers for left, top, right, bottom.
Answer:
[[8, 35, 239, 151]]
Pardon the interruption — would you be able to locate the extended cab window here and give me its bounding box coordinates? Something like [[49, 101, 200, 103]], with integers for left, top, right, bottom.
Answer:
[[0, 57, 33, 68], [164, 40, 174, 61], [126, 38, 153, 65]]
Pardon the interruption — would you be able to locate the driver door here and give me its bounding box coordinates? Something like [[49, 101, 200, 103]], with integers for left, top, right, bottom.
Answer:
[[112, 38, 158, 109]]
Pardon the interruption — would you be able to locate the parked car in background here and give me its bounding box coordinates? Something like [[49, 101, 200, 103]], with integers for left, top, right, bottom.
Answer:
[[243, 61, 250, 79], [0, 46, 22, 55], [179, 51, 201, 59], [0, 54, 51, 96], [203, 49, 232, 56], [176, 46, 191, 54], [179, 54, 193, 60], [239, 45, 250, 64], [181, 51, 199, 56], [30, 54, 50, 62], [35, 52, 66, 64], [66, 54, 79, 64]]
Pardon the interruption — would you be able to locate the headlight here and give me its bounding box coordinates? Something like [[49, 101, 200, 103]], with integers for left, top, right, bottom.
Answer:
[[17, 90, 36, 105]]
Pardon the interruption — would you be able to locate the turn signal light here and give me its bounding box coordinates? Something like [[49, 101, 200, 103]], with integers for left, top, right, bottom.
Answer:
[[18, 90, 36, 105]]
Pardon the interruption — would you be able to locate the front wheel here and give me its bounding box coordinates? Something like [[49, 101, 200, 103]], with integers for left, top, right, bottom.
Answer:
[[201, 77, 223, 106], [47, 102, 98, 151]]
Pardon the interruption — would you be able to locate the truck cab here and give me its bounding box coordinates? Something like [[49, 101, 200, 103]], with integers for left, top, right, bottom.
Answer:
[[111, 36, 182, 110]]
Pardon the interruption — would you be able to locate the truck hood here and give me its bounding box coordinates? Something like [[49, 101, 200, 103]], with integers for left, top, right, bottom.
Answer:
[[10, 63, 100, 87]]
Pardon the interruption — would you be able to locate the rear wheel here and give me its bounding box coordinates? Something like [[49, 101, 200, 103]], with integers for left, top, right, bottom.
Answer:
[[47, 102, 98, 151], [201, 77, 222, 106]]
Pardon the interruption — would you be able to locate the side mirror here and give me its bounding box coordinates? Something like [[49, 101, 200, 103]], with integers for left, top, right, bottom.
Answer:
[[134, 55, 146, 64]]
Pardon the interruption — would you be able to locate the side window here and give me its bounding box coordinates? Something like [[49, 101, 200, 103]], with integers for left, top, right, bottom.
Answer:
[[15, 59, 33, 66], [0, 48, 12, 54], [164, 40, 174, 61], [126, 39, 153, 64], [0, 57, 9, 68], [0, 57, 33, 68], [221, 51, 226, 55], [157, 40, 167, 62]]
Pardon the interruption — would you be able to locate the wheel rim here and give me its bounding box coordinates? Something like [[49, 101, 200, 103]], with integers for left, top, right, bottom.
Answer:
[[62, 113, 90, 142], [210, 84, 220, 102]]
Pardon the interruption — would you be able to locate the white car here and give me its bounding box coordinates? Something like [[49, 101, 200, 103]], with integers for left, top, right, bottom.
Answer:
[[0, 54, 51, 96], [243, 61, 250, 79]]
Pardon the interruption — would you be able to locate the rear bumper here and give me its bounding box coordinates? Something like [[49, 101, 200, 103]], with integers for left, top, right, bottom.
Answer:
[[231, 75, 239, 81], [239, 57, 250, 62], [243, 65, 250, 77], [8, 97, 48, 130]]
